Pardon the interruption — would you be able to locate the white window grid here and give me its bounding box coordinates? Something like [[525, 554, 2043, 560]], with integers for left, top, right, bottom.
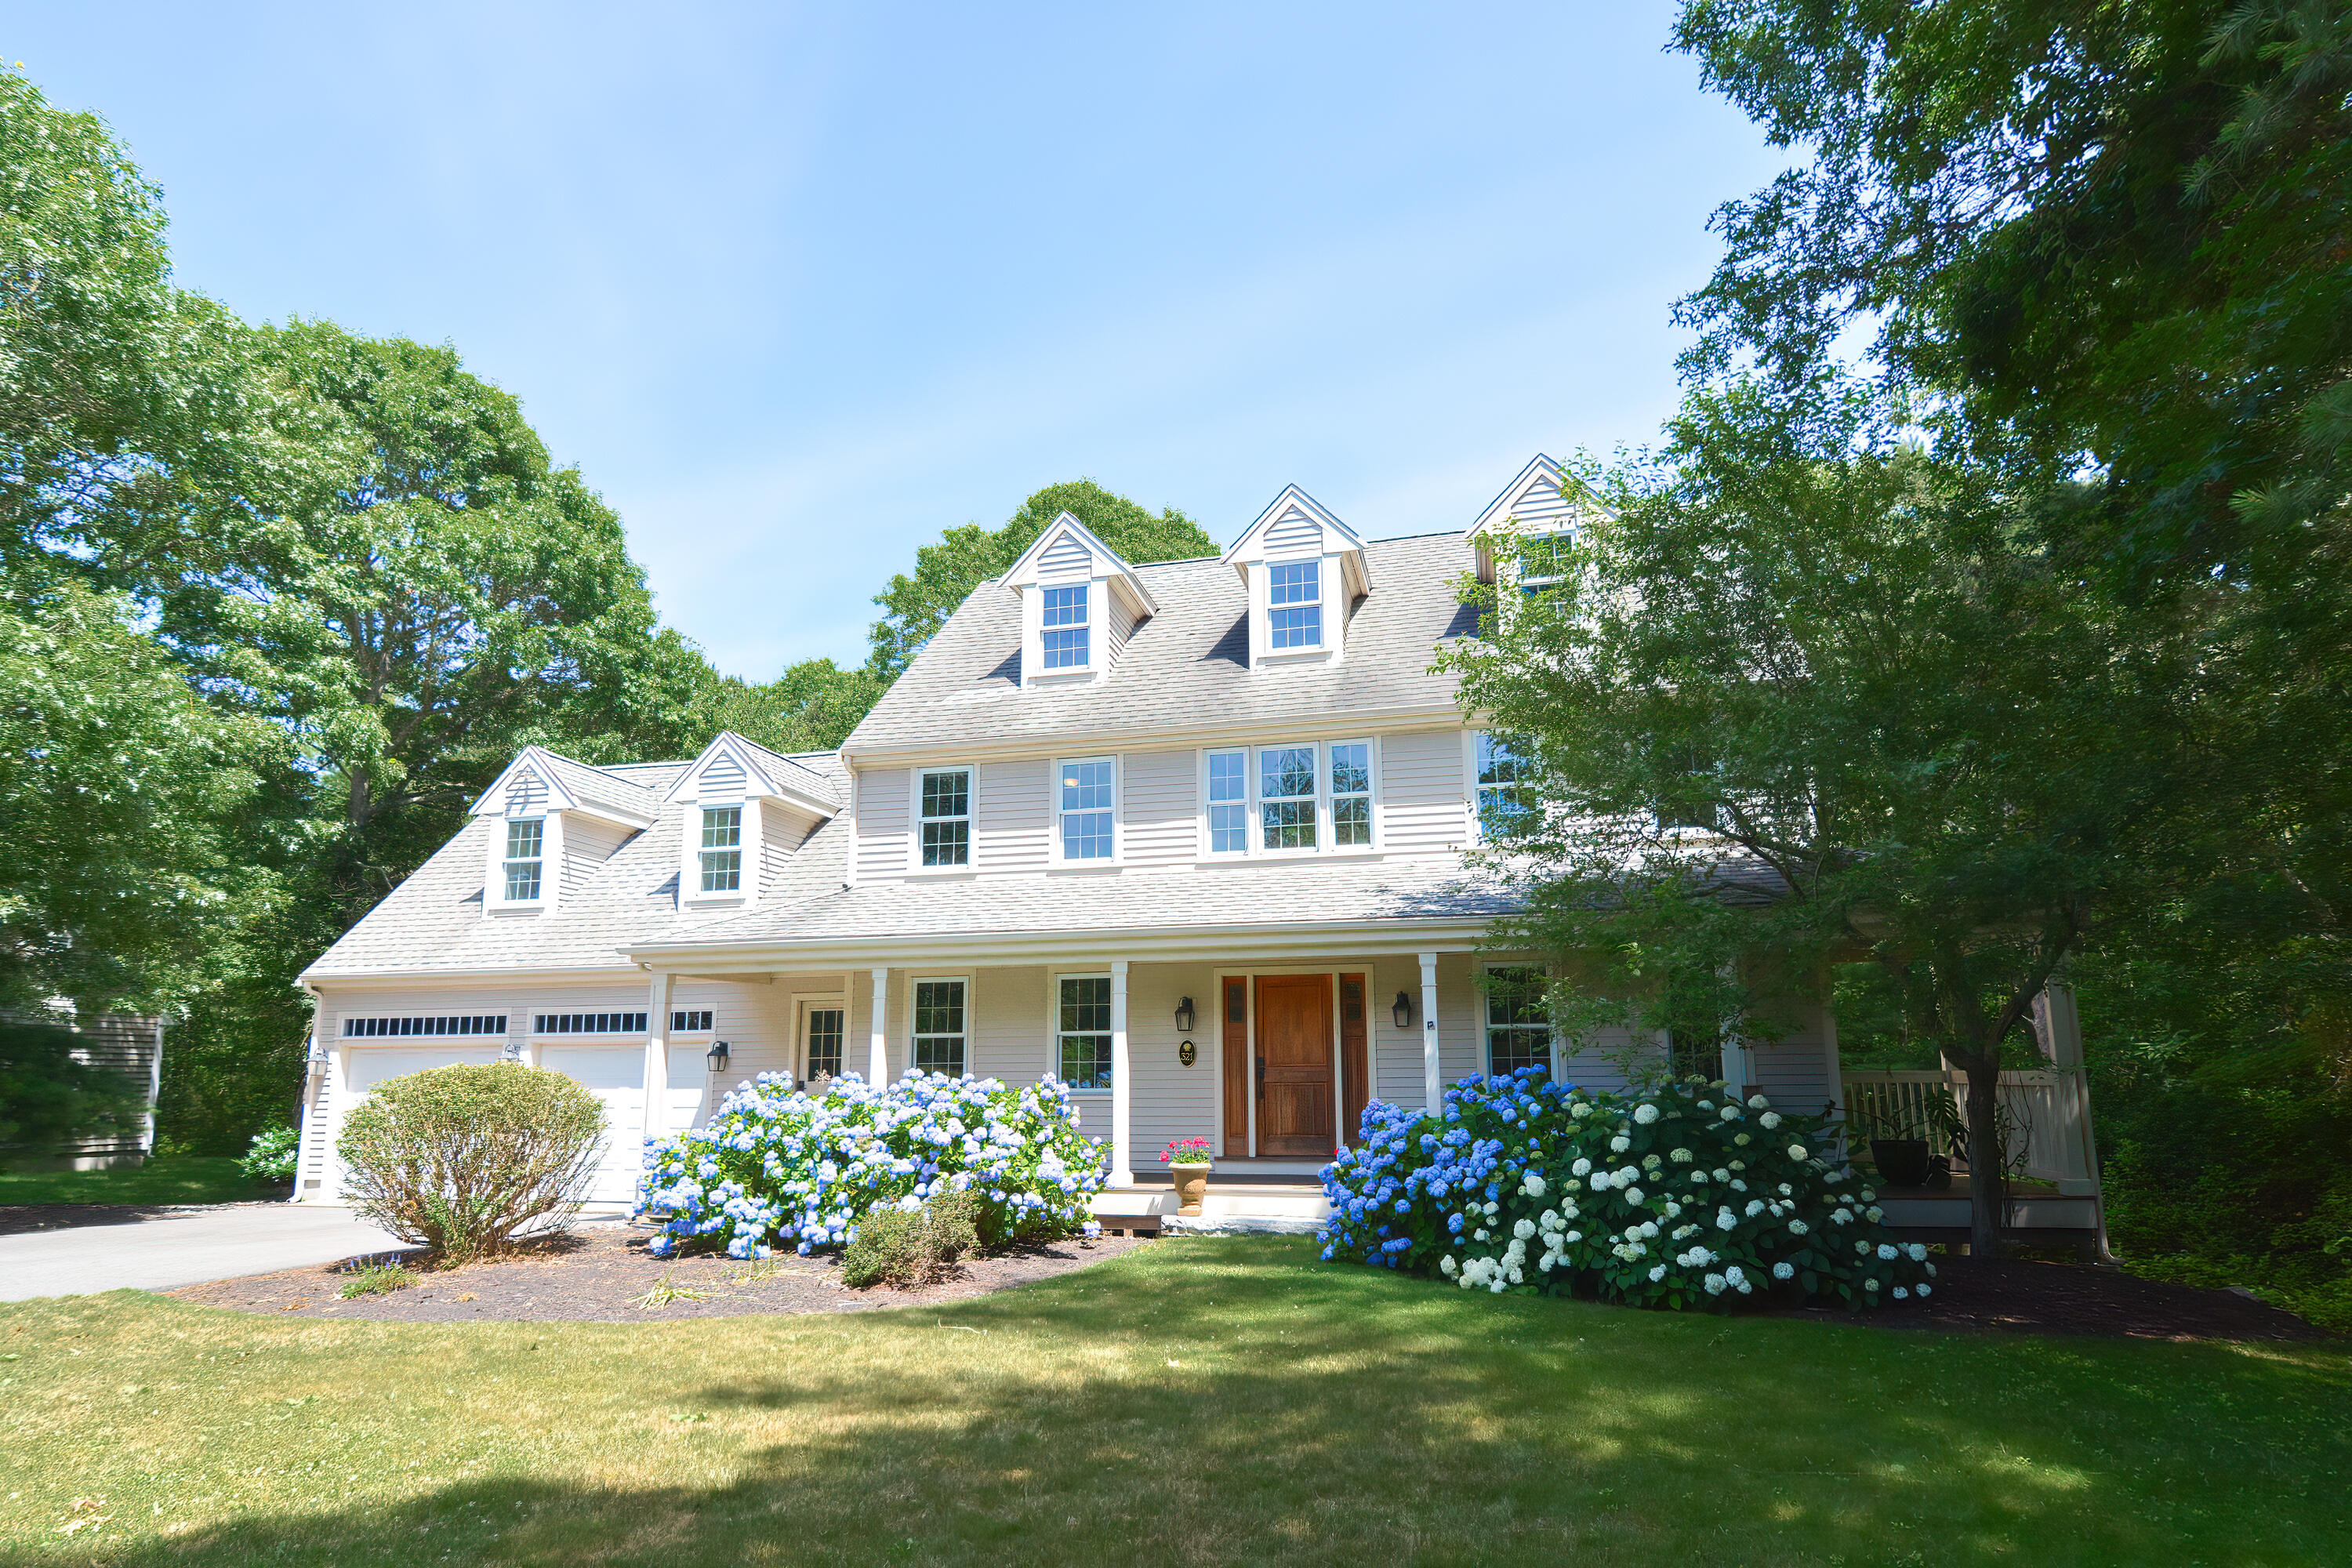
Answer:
[[670, 1010, 714, 1033], [1475, 733, 1534, 840], [1055, 973, 1113, 1091], [532, 1012, 649, 1035], [804, 1005, 846, 1079], [911, 978, 967, 1076], [1482, 965, 1552, 1078], [343, 1015, 506, 1038], [1057, 757, 1115, 861], [1515, 532, 1570, 595], [919, 768, 972, 867], [503, 818, 544, 901], [1201, 740, 1375, 858], [1267, 560, 1322, 649], [1040, 583, 1090, 670], [699, 805, 742, 892]]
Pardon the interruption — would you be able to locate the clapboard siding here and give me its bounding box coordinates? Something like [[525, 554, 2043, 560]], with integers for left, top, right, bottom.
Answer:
[[699, 755, 749, 798], [1037, 533, 1091, 583], [562, 817, 638, 902], [1381, 728, 1467, 855], [1264, 509, 1323, 557], [854, 768, 909, 879], [1749, 1005, 1838, 1116], [37, 1014, 164, 1160], [1108, 597, 1141, 667], [1123, 748, 1194, 864], [978, 760, 1051, 871]]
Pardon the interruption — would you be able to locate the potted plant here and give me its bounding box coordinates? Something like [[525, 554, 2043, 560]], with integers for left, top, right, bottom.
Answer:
[[1161, 1137, 1213, 1215]]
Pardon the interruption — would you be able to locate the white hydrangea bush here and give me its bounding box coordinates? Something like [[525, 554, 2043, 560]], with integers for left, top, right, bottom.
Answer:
[[636, 1070, 1107, 1259], [1320, 1069, 1936, 1311]]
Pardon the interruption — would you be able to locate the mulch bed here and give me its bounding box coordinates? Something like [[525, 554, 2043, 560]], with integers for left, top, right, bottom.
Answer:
[[1790, 1254, 2332, 1343], [165, 1222, 1150, 1322]]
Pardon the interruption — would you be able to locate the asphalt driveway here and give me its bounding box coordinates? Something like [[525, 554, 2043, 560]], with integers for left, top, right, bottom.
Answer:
[[0, 1204, 410, 1301]]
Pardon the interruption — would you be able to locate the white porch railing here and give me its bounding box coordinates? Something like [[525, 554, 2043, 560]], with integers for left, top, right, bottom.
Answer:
[[1838, 1069, 2100, 1196]]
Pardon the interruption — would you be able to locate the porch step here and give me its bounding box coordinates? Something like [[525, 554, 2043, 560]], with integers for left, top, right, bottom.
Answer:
[[1092, 1182, 1330, 1236]]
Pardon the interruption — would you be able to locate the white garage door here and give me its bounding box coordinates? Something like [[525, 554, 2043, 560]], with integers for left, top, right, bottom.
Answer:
[[538, 1045, 647, 1206], [347, 1045, 506, 1091]]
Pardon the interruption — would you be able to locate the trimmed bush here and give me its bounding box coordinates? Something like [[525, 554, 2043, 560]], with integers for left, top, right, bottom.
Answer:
[[238, 1123, 298, 1182], [1320, 1069, 1937, 1310], [337, 1062, 604, 1262], [639, 1071, 1105, 1259], [842, 1189, 982, 1288]]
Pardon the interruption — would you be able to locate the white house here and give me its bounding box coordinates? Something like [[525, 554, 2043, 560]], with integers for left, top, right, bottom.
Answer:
[[292, 459, 2104, 1245]]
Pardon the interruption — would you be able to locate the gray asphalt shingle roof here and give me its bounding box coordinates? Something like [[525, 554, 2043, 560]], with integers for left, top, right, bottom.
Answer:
[[840, 531, 1482, 755]]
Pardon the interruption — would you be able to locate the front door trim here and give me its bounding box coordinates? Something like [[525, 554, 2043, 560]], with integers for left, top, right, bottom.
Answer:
[[1211, 961, 1375, 1160]]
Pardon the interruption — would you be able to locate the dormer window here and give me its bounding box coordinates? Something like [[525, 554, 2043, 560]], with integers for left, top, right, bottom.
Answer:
[[1041, 584, 1090, 670], [1268, 561, 1322, 649], [503, 819, 544, 901], [698, 806, 743, 892], [1517, 534, 1570, 595]]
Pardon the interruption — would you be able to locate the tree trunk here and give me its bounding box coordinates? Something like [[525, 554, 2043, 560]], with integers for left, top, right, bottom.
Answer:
[[1959, 1057, 2005, 1260]]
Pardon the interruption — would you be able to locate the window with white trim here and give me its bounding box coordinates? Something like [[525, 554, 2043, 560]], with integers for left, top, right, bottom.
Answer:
[[920, 768, 971, 867], [343, 1015, 506, 1038], [1259, 745, 1317, 850], [670, 1010, 714, 1033], [503, 818, 544, 901], [1057, 975, 1112, 1090], [532, 1012, 649, 1035], [804, 1007, 844, 1080], [1058, 757, 1114, 860], [1206, 748, 1248, 854], [1516, 532, 1570, 595], [699, 806, 742, 892], [1040, 583, 1089, 670], [913, 979, 967, 1076], [1483, 967, 1551, 1078], [1475, 733, 1534, 839], [1330, 742, 1371, 847], [1267, 560, 1322, 649]]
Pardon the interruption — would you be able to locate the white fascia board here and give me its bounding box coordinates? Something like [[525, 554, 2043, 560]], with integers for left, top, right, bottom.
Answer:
[[299, 961, 648, 988], [468, 747, 580, 816], [666, 732, 839, 818], [1000, 510, 1160, 616], [621, 915, 1497, 971], [836, 703, 1468, 768], [1466, 453, 1569, 539], [1222, 486, 1371, 586]]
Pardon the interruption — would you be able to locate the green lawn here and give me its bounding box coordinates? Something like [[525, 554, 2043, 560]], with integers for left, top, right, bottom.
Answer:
[[0, 1157, 282, 1210], [2, 1237, 2345, 1566]]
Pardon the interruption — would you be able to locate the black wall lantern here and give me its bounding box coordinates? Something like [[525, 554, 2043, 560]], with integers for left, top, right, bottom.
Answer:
[[706, 1040, 731, 1073], [1174, 996, 1196, 1033], [1392, 992, 1415, 1029]]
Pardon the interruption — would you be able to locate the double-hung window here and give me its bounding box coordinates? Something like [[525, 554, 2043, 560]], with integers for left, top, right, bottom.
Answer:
[[913, 979, 967, 1076], [1267, 561, 1322, 649], [503, 818, 544, 901], [1056, 975, 1112, 1090], [920, 768, 971, 867], [1058, 757, 1114, 861], [1040, 583, 1089, 670], [804, 1007, 845, 1080], [1483, 965, 1552, 1078], [1330, 742, 1371, 847], [1517, 532, 1570, 596], [1259, 745, 1318, 850], [1206, 749, 1249, 853], [1475, 733, 1534, 838], [699, 806, 742, 892]]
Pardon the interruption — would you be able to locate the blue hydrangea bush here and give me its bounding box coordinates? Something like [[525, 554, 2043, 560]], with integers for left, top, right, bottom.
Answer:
[[636, 1071, 1107, 1259], [1319, 1070, 1938, 1310]]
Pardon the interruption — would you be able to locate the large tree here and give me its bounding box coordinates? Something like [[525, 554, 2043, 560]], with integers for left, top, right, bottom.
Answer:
[[1447, 382, 2194, 1254]]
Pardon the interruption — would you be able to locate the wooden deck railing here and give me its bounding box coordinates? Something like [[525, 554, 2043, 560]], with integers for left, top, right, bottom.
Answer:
[[1838, 1069, 2100, 1196]]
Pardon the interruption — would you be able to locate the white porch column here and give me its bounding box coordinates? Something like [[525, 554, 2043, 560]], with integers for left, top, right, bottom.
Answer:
[[641, 971, 675, 1158], [1110, 960, 1134, 1187], [1419, 950, 1442, 1110], [2033, 978, 2102, 1198], [868, 967, 891, 1083]]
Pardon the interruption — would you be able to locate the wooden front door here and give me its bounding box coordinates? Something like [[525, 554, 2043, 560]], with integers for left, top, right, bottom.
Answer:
[[1257, 975, 1335, 1157]]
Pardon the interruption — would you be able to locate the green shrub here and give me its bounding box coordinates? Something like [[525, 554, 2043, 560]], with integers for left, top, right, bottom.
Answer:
[[842, 1189, 981, 1289], [336, 1062, 604, 1261], [338, 1261, 417, 1298], [0, 1018, 144, 1170], [238, 1123, 298, 1182]]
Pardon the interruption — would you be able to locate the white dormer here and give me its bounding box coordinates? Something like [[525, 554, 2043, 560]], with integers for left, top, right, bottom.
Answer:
[[1223, 485, 1372, 670], [1000, 511, 1159, 687], [662, 731, 840, 909], [470, 746, 659, 916], [1468, 453, 1589, 590]]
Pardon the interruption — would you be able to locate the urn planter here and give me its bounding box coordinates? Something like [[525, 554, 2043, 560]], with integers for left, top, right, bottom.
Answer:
[[1171, 1164, 1210, 1216]]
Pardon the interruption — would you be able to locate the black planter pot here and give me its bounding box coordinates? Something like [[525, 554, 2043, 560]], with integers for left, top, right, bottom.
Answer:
[[1870, 1137, 1933, 1188]]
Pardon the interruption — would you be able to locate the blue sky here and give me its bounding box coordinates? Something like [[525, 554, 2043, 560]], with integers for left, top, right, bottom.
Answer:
[[11, 3, 1783, 678]]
